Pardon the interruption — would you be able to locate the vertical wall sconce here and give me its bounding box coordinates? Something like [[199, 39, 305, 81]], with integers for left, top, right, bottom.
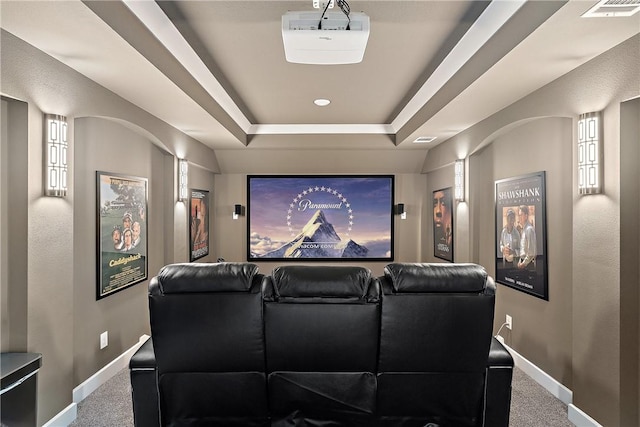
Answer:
[[44, 114, 68, 197], [454, 159, 465, 202], [233, 204, 243, 220], [395, 203, 406, 220], [578, 111, 602, 195], [178, 158, 188, 202]]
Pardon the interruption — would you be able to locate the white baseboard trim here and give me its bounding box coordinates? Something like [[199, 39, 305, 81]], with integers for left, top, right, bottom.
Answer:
[[568, 404, 603, 427], [72, 334, 150, 403], [496, 335, 602, 427], [42, 403, 76, 427], [44, 334, 150, 426], [496, 335, 572, 405]]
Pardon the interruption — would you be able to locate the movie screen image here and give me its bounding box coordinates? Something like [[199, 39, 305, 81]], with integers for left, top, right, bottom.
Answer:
[[247, 175, 394, 261]]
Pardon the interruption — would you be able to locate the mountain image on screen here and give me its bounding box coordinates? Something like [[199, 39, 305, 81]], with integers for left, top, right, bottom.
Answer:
[[258, 210, 368, 258]]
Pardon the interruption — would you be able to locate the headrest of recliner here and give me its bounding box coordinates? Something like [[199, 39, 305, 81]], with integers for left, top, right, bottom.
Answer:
[[155, 262, 259, 294], [383, 263, 489, 293], [270, 265, 372, 299]]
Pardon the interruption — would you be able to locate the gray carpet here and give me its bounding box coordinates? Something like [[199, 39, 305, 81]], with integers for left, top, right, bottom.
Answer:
[[69, 366, 574, 426]]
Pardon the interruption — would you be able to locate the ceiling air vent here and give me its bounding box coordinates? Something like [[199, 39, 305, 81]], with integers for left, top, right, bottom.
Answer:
[[582, 0, 640, 17]]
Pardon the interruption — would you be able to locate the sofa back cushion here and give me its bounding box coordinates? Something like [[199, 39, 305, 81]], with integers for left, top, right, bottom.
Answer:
[[267, 264, 377, 300], [149, 262, 269, 426], [149, 262, 266, 373], [264, 265, 380, 425], [263, 265, 380, 372], [378, 263, 495, 373], [377, 263, 496, 426]]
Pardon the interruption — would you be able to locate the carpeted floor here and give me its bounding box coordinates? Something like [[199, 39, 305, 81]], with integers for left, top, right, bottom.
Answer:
[[69, 366, 574, 426]]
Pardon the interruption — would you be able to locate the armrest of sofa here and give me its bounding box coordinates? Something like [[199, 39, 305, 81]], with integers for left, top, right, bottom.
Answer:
[[129, 337, 159, 427], [483, 336, 514, 427]]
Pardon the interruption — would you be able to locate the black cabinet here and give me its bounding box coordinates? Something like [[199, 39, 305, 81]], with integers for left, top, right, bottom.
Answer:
[[1, 353, 42, 427]]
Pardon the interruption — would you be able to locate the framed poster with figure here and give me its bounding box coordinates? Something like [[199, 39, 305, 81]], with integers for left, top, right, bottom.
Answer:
[[433, 187, 454, 261], [247, 175, 394, 261], [96, 171, 148, 299], [189, 189, 210, 262], [495, 171, 548, 300]]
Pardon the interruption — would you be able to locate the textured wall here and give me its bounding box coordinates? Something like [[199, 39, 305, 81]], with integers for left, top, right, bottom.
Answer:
[[0, 30, 218, 425], [423, 35, 640, 426]]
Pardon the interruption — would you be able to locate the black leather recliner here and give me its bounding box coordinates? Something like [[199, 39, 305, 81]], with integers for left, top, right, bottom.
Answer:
[[147, 262, 269, 426], [377, 263, 509, 426], [130, 262, 513, 427], [263, 265, 380, 426]]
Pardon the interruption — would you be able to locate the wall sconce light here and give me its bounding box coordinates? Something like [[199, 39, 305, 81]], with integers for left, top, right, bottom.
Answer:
[[578, 111, 602, 195], [395, 203, 406, 220], [44, 114, 68, 197], [454, 159, 465, 201], [178, 158, 188, 202], [233, 204, 244, 220]]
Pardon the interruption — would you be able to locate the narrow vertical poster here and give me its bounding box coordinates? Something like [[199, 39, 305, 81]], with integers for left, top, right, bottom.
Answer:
[[97, 172, 148, 299], [189, 189, 210, 261], [433, 187, 454, 261], [495, 172, 548, 300]]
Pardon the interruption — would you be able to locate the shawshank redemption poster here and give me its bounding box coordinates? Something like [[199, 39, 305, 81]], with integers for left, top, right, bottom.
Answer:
[[495, 171, 548, 300], [97, 172, 148, 299]]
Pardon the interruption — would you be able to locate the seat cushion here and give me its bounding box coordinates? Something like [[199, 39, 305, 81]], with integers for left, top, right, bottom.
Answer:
[[159, 372, 269, 426], [269, 372, 376, 427], [377, 372, 484, 426]]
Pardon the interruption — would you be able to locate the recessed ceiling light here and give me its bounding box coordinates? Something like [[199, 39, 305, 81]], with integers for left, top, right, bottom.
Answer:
[[314, 99, 331, 107], [413, 136, 437, 144]]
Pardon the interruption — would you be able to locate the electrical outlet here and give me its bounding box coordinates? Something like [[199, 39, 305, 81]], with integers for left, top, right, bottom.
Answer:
[[100, 331, 108, 349], [505, 314, 512, 330]]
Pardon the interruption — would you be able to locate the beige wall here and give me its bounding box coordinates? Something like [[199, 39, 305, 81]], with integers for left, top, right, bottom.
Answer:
[[619, 97, 640, 427], [467, 118, 574, 387], [423, 34, 640, 426], [0, 30, 218, 425], [1, 18, 639, 427], [0, 98, 29, 353]]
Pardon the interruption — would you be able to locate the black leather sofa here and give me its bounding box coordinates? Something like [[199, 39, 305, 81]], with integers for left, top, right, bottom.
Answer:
[[130, 262, 513, 427]]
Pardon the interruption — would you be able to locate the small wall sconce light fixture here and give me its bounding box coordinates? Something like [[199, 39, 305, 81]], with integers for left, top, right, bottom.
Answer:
[[454, 159, 465, 202], [578, 111, 602, 195], [44, 114, 68, 197], [233, 204, 244, 220], [395, 203, 407, 220], [178, 159, 188, 202]]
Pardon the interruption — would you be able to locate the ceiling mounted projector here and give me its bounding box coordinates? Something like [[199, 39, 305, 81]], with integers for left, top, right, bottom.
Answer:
[[282, 11, 370, 65]]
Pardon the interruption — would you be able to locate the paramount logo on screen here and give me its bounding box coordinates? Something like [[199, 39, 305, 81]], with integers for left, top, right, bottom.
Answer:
[[297, 199, 343, 211]]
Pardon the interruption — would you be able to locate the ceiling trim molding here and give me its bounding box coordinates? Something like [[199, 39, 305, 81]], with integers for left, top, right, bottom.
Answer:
[[249, 124, 395, 135], [122, 0, 525, 138], [122, 0, 253, 131], [391, 0, 527, 131]]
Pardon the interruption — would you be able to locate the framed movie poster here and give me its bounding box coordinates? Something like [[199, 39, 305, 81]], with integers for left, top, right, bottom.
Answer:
[[247, 175, 394, 261], [189, 189, 210, 261], [96, 172, 148, 299], [495, 171, 548, 300], [433, 187, 454, 261]]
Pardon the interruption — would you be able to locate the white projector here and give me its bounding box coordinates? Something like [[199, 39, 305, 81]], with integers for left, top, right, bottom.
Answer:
[[282, 11, 370, 65]]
